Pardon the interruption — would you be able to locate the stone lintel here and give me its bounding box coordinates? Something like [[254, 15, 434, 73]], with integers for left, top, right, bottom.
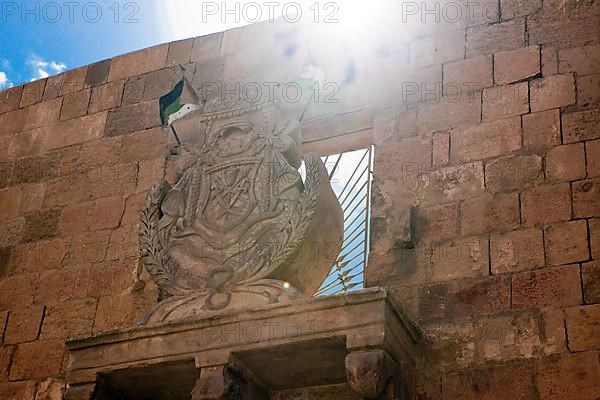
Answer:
[[65, 288, 421, 399]]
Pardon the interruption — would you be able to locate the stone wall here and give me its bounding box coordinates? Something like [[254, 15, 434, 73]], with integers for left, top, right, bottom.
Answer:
[[0, 0, 599, 398]]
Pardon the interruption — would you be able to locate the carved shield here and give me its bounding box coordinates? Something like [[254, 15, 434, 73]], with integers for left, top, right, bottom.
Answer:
[[199, 159, 260, 234]]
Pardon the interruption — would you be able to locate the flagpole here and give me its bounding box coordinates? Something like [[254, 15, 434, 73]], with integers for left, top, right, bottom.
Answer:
[[170, 125, 182, 146]]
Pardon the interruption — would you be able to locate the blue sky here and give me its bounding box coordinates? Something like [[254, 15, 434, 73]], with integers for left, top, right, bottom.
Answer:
[[0, 0, 356, 88], [0, 0, 271, 87], [1, 0, 158, 86], [0, 0, 377, 88]]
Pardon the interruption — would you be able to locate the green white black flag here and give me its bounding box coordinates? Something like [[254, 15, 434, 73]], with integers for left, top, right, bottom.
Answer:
[[159, 78, 201, 127]]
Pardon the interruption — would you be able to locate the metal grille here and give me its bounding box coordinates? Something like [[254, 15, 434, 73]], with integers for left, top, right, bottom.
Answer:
[[314, 146, 373, 296]]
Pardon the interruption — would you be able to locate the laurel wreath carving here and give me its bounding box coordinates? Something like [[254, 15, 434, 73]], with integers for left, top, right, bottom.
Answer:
[[263, 152, 321, 270], [139, 179, 179, 297]]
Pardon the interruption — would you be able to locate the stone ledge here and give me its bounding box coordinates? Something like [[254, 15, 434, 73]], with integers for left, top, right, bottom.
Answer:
[[65, 287, 422, 399]]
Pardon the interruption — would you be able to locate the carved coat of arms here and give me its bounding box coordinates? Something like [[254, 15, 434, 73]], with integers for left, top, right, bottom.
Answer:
[[139, 96, 344, 323]]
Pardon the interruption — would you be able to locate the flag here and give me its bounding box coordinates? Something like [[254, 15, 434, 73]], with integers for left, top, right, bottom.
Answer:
[[159, 79, 201, 127], [159, 66, 202, 127]]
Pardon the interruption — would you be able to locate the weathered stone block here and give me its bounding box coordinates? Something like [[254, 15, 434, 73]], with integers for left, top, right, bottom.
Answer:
[[93, 291, 156, 333], [20, 79, 46, 108], [512, 264, 582, 309], [58, 201, 93, 236], [190, 33, 223, 62], [577, 74, 600, 110], [19, 238, 71, 274], [0, 108, 26, 136], [544, 220, 589, 265], [432, 132, 450, 168], [500, 0, 541, 19], [60, 67, 87, 95], [482, 81, 529, 120], [0, 217, 24, 247], [104, 101, 160, 137], [563, 109, 600, 143], [542, 45, 559, 76], [467, 0, 500, 26], [85, 162, 138, 200], [35, 266, 88, 305], [572, 178, 600, 218], [84, 59, 111, 88], [143, 68, 178, 101], [66, 230, 111, 266], [108, 44, 168, 81], [443, 362, 536, 400], [495, 46, 540, 84], [443, 55, 493, 92], [89, 80, 124, 113], [414, 203, 458, 242], [40, 298, 97, 340], [60, 89, 91, 120], [0, 311, 7, 343], [120, 127, 169, 162], [466, 19, 525, 57], [583, 260, 600, 304], [430, 236, 489, 282], [450, 117, 521, 162], [121, 191, 147, 225], [43, 112, 108, 151], [589, 218, 600, 259], [416, 93, 481, 134], [535, 352, 600, 400], [9, 340, 65, 380], [22, 207, 61, 243], [20, 183, 45, 213], [0, 273, 36, 310], [0, 381, 37, 400], [81, 260, 136, 297], [474, 313, 543, 361], [0, 86, 23, 113], [90, 195, 124, 231], [106, 224, 138, 261], [7, 127, 49, 160], [416, 162, 485, 206], [530, 74, 576, 112], [11, 152, 60, 185], [76, 136, 122, 172], [485, 154, 543, 192], [528, 8, 600, 49], [419, 276, 510, 320], [4, 306, 45, 344], [521, 183, 571, 226], [565, 304, 600, 352], [121, 75, 145, 105], [491, 228, 545, 274], [167, 38, 193, 66], [43, 74, 63, 101], [546, 143, 586, 182], [0, 186, 23, 219], [559, 45, 600, 76], [136, 158, 165, 193], [460, 192, 519, 235], [0, 347, 12, 383]]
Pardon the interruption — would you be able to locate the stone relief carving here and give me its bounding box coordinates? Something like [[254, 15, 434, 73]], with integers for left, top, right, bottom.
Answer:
[[139, 96, 344, 323]]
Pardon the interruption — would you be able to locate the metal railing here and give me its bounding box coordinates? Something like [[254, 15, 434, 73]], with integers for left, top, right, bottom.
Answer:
[[314, 146, 373, 296]]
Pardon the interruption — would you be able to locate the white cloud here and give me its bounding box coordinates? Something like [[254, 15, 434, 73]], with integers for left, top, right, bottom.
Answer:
[[0, 71, 13, 89], [27, 54, 67, 81], [36, 68, 49, 78]]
